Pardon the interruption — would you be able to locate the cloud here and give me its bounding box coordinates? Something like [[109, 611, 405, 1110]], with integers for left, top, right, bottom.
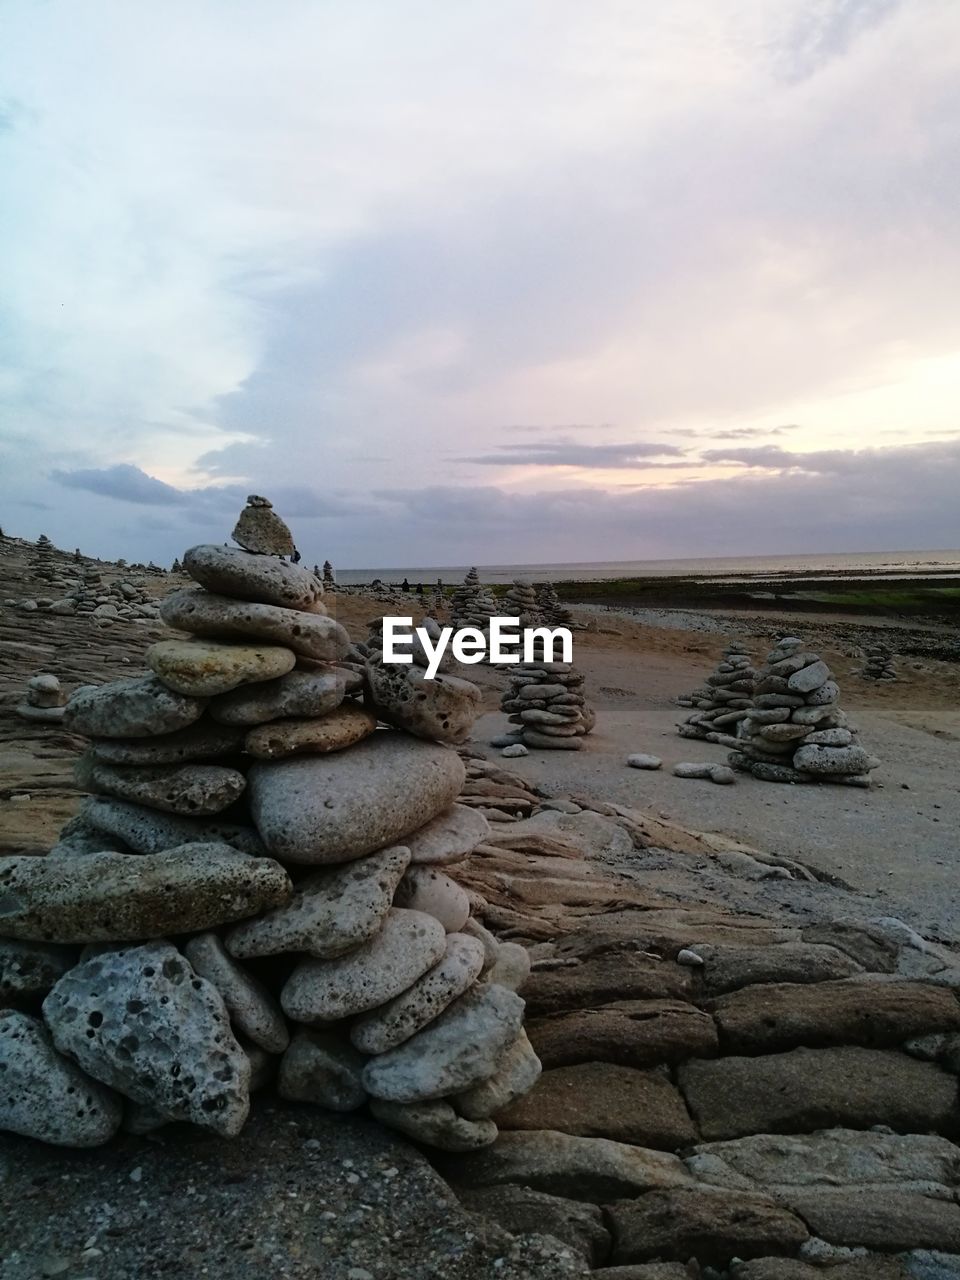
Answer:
[[464, 441, 687, 467], [709, 424, 801, 440], [52, 464, 189, 505]]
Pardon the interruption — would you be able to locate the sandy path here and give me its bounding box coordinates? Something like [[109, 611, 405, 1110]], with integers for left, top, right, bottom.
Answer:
[[470, 631, 960, 943]]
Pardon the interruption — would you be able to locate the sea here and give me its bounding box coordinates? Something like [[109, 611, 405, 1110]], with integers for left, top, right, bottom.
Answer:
[[335, 550, 960, 587]]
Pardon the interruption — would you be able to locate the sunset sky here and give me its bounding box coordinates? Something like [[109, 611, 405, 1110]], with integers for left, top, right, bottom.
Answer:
[[2, 0, 959, 567]]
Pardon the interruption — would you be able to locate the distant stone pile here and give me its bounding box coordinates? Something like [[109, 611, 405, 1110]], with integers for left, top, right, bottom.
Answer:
[[0, 500, 539, 1153], [727, 636, 880, 785], [860, 643, 897, 681], [29, 534, 57, 582], [16, 673, 67, 723], [451, 567, 499, 632], [322, 560, 336, 588], [499, 660, 596, 750], [503, 578, 541, 627], [535, 581, 572, 626], [677, 641, 757, 741]]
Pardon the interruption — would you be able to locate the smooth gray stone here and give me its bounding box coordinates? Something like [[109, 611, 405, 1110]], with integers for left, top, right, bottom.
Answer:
[[0, 1010, 122, 1147], [0, 844, 292, 943], [43, 943, 250, 1137], [248, 732, 465, 864], [64, 676, 207, 739], [79, 796, 266, 856], [403, 805, 490, 865], [183, 544, 325, 611], [210, 668, 345, 726], [183, 933, 289, 1053], [90, 720, 246, 765], [161, 588, 351, 662], [788, 659, 831, 693], [362, 982, 525, 1103], [370, 1097, 497, 1151], [48, 813, 130, 859]]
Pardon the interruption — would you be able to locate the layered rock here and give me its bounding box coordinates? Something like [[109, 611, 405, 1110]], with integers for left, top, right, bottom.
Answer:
[[499, 660, 596, 751], [677, 641, 757, 741], [0, 500, 539, 1152], [725, 637, 881, 785]]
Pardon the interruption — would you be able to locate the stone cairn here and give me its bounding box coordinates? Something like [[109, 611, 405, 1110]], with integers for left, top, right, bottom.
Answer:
[[29, 534, 57, 583], [322, 559, 336, 589], [535, 580, 572, 626], [502, 577, 541, 627], [0, 498, 541, 1152], [724, 635, 881, 785], [859, 642, 897, 681], [498, 659, 596, 751], [16, 673, 67, 723], [676, 641, 757, 742], [450, 567, 498, 632]]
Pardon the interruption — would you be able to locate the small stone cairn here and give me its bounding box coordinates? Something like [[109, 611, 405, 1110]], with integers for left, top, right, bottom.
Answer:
[[0, 498, 540, 1152], [502, 578, 541, 627], [727, 636, 880, 785], [859, 642, 898, 681], [677, 641, 757, 741], [16, 673, 67, 723], [450, 567, 498, 632], [498, 659, 596, 751], [535, 581, 572, 626]]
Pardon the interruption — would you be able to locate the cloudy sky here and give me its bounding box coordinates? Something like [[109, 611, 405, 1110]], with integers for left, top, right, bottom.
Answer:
[[2, 0, 959, 569]]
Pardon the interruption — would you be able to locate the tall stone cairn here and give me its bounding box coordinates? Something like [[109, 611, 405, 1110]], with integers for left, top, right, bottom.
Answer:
[[535, 581, 572, 626], [322, 559, 336, 588], [677, 641, 757, 741], [859, 643, 897, 681], [500, 660, 596, 750], [502, 577, 541, 627], [728, 635, 881, 785], [0, 501, 540, 1152], [450, 567, 498, 631]]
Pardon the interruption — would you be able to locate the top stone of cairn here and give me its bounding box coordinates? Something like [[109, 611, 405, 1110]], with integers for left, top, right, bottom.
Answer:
[[232, 494, 296, 557]]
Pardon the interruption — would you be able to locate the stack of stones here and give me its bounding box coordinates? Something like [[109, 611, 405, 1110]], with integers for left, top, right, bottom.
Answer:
[[860, 643, 897, 681], [29, 535, 57, 583], [498, 661, 596, 751], [450, 568, 499, 632], [502, 578, 541, 627], [0, 500, 540, 1153], [726, 636, 880, 785], [677, 641, 757, 741], [535, 581, 572, 626], [16, 673, 67, 723], [432, 581, 447, 615], [62, 572, 160, 623], [322, 560, 336, 589]]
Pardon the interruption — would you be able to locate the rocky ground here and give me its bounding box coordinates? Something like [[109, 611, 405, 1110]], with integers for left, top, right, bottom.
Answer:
[[3, 535, 960, 1278]]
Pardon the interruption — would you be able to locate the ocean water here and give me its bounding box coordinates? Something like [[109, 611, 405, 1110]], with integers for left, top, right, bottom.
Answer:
[[336, 550, 960, 587]]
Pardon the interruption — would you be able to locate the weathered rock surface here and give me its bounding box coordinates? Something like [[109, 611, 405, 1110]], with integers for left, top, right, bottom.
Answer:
[[527, 999, 719, 1069], [147, 638, 295, 697], [64, 676, 206, 738], [231, 497, 296, 556], [351, 932, 485, 1054], [0, 844, 291, 942], [278, 1028, 368, 1111], [210, 668, 346, 725], [362, 983, 526, 1102], [521, 954, 692, 1014], [183, 933, 289, 1053], [366, 662, 482, 745], [497, 1062, 697, 1149], [43, 943, 251, 1136], [0, 1010, 122, 1147], [458, 1186, 611, 1265], [606, 1187, 809, 1265], [709, 978, 960, 1053], [227, 846, 411, 960], [371, 1098, 497, 1152], [785, 1188, 960, 1252], [456, 1031, 543, 1121], [450, 1129, 692, 1201], [86, 760, 246, 816], [90, 720, 246, 765], [679, 1047, 960, 1141], [403, 804, 490, 865], [80, 796, 266, 856], [183, 544, 325, 611], [245, 703, 377, 759], [0, 938, 77, 1005], [281, 909, 447, 1023], [697, 942, 863, 997], [248, 732, 465, 863]]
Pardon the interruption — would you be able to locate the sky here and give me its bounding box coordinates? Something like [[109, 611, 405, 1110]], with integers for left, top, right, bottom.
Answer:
[[1, 0, 959, 569]]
